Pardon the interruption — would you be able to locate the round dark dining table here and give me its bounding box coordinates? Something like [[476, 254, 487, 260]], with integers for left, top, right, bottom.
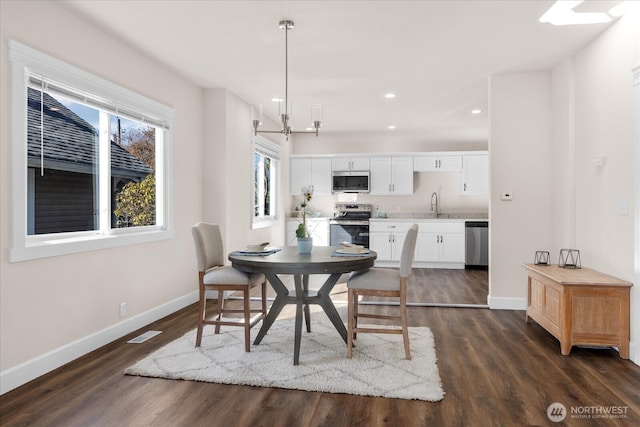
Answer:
[[229, 245, 376, 365]]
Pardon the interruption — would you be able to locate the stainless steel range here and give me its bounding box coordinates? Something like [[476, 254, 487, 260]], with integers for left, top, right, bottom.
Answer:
[[329, 203, 372, 247]]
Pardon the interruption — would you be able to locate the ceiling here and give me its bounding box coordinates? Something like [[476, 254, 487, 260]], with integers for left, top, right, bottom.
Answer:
[[63, 0, 622, 141]]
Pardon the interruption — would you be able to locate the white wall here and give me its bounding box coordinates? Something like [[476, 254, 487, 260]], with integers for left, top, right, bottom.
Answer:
[[202, 89, 288, 250], [551, 58, 577, 253], [488, 72, 554, 308], [568, 12, 639, 363], [490, 13, 639, 363], [0, 2, 290, 393], [572, 14, 636, 278], [0, 1, 201, 393]]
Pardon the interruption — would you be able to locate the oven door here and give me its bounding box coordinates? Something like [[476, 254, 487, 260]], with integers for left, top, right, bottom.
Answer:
[[329, 221, 370, 248]]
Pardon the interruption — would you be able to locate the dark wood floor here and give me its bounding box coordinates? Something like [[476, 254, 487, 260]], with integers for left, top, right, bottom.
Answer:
[[1, 270, 638, 427]]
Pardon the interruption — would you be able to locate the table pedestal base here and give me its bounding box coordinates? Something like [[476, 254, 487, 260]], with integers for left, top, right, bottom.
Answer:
[[254, 273, 347, 365]]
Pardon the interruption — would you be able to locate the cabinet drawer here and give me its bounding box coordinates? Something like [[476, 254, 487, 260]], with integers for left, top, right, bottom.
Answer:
[[369, 222, 413, 233], [418, 222, 464, 234]]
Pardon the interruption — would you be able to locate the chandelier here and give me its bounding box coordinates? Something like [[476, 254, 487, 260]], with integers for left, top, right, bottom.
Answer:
[[251, 20, 322, 141]]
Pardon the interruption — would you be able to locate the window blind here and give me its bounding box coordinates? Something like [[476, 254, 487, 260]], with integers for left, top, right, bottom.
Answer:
[[27, 74, 170, 129]]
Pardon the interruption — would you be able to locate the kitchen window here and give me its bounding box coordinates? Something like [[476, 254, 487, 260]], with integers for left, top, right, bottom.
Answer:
[[9, 40, 174, 262], [252, 135, 280, 228]]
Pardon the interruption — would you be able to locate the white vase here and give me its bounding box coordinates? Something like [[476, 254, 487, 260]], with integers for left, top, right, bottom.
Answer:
[[297, 237, 313, 254]]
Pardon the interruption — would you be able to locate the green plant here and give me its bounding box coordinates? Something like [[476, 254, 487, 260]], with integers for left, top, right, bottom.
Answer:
[[114, 174, 155, 227]]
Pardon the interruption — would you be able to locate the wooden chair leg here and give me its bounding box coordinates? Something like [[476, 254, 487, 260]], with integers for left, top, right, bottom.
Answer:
[[400, 280, 411, 360], [195, 286, 206, 347], [243, 288, 251, 352]]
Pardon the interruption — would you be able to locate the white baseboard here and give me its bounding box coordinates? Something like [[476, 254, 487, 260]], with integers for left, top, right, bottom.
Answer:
[[0, 291, 198, 395], [488, 295, 527, 310], [630, 341, 640, 366]]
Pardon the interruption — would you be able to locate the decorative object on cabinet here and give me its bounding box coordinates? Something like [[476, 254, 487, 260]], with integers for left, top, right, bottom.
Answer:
[[534, 251, 550, 265], [558, 249, 581, 269], [251, 20, 322, 141], [295, 187, 314, 253]]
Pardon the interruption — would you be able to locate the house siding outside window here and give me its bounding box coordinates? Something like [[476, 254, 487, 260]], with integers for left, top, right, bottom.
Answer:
[[9, 40, 174, 262]]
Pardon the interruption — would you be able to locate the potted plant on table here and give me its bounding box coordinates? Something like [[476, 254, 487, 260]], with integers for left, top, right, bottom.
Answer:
[[295, 187, 314, 253]]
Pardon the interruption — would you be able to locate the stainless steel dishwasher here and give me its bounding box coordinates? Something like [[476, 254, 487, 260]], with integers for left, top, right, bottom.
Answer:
[[465, 221, 488, 269]]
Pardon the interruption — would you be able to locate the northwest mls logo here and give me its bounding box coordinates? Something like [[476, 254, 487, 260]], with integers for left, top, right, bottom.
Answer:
[[547, 402, 567, 422]]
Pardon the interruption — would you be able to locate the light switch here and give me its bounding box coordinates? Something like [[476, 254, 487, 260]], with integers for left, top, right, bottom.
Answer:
[[501, 192, 513, 201], [618, 199, 629, 216]]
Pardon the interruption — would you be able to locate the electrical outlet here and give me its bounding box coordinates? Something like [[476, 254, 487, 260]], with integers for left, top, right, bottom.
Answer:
[[119, 302, 127, 318], [501, 192, 513, 201]]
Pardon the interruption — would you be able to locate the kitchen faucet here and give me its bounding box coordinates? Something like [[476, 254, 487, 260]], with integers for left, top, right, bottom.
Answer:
[[430, 192, 439, 217]]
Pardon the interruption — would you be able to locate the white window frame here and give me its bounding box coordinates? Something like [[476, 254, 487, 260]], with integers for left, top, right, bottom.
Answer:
[[8, 40, 174, 262], [252, 135, 280, 229]]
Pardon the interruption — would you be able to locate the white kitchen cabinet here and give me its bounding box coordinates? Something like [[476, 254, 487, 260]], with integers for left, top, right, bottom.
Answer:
[[285, 218, 329, 246], [415, 222, 465, 264], [332, 157, 370, 171], [414, 154, 462, 172], [369, 222, 412, 262], [290, 157, 332, 196], [462, 154, 488, 194], [370, 157, 413, 195]]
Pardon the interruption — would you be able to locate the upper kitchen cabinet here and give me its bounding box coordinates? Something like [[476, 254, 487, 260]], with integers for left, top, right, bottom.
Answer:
[[414, 154, 462, 172], [370, 157, 414, 195], [332, 156, 370, 171], [290, 157, 332, 196], [462, 154, 489, 194]]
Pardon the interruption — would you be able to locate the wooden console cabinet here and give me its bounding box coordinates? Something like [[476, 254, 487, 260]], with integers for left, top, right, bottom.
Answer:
[[523, 263, 632, 359]]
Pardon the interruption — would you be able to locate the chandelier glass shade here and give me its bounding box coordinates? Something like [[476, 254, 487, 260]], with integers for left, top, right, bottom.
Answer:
[[251, 20, 322, 141]]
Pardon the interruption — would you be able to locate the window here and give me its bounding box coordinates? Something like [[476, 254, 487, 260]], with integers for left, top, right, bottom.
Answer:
[[252, 135, 280, 228], [9, 40, 174, 262]]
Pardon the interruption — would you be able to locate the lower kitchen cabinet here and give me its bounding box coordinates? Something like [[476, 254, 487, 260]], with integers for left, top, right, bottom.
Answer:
[[415, 222, 465, 268], [369, 222, 412, 262], [370, 220, 464, 268], [285, 218, 329, 246]]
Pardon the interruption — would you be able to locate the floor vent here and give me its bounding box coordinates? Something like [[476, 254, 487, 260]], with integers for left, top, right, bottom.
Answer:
[[127, 330, 162, 344]]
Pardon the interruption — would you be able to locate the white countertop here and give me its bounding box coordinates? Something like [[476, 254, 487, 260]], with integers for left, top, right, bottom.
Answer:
[[287, 213, 488, 222], [370, 212, 488, 222]]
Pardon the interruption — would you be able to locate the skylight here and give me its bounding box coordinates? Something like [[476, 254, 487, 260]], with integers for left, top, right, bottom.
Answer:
[[540, 0, 611, 26]]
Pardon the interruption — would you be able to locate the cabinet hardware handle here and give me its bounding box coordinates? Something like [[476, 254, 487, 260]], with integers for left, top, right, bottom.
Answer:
[[464, 183, 467, 191]]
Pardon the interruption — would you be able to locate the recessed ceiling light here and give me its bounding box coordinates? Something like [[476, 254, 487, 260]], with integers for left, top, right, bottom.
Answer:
[[471, 109, 482, 115], [271, 98, 283, 102], [384, 93, 396, 99], [388, 125, 396, 130]]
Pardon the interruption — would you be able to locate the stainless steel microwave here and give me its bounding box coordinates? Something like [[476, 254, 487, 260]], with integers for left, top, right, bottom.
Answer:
[[332, 171, 370, 193]]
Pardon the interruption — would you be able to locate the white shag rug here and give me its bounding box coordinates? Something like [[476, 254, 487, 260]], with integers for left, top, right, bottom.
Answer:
[[125, 314, 445, 401]]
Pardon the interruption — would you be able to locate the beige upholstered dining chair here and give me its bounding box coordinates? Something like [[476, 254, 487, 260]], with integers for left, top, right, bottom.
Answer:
[[347, 224, 419, 359], [191, 222, 267, 352]]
